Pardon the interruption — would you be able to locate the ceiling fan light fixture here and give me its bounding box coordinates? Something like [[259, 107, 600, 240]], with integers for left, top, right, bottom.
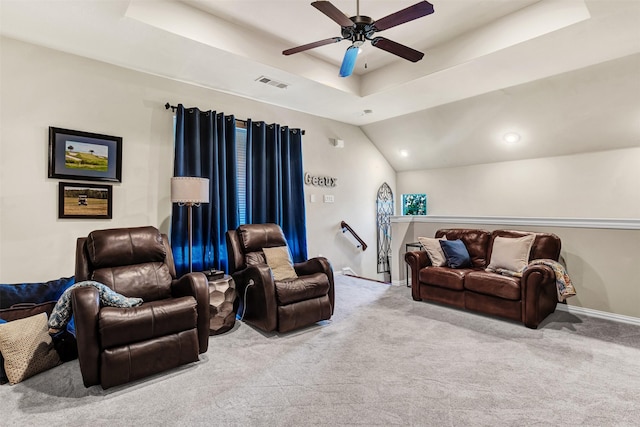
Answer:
[[339, 45, 359, 77]]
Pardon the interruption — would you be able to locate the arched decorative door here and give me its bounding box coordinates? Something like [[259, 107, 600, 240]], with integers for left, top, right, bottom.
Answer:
[[376, 182, 394, 276]]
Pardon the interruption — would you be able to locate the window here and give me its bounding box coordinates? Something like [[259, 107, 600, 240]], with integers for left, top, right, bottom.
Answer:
[[235, 125, 247, 225]]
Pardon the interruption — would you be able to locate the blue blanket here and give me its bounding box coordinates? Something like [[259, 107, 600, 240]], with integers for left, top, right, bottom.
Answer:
[[48, 281, 143, 332]]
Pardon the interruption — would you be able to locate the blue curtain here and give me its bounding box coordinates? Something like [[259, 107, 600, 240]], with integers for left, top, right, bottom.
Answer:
[[172, 105, 238, 275], [246, 121, 308, 262]]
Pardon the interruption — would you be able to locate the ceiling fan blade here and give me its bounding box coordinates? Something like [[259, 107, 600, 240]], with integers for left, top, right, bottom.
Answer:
[[373, 1, 434, 31], [283, 37, 343, 55], [339, 45, 359, 77], [312, 1, 355, 28], [371, 37, 424, 62]]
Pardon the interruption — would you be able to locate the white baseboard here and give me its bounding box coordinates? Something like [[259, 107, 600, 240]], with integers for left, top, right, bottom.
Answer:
[[555, 304, 640, 326]]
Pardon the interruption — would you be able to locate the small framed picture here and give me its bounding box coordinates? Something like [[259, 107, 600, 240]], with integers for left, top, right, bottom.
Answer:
[[402, 193, 427, 215], [58, 182, 112, 219], [48, 127, 122, 182]]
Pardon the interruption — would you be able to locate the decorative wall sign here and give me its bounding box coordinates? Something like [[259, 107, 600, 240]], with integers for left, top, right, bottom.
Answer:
[[304, 172, 337, 187], [402, 193, 427, 215], [58, 182, 112, 219], [48, 127, 122, 182]]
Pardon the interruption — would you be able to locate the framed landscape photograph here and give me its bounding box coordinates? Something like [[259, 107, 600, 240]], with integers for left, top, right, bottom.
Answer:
[[48, 127, 122, 182], [58, 182, 112, 219]]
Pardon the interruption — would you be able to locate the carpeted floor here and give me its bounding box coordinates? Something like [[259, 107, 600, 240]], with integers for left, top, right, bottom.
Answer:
[[2, 275, 640, 426]]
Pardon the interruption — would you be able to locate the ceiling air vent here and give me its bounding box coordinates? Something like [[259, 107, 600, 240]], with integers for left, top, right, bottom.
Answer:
[[255, 76, 289, 89]]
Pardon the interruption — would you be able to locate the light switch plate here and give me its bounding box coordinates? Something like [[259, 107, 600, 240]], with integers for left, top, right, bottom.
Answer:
[[324, 195, 334, 203]]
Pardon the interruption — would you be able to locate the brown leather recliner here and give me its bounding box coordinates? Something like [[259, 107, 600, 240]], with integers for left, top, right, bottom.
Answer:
[[73, 226, 210, 389], [226, 223, 334, 333]]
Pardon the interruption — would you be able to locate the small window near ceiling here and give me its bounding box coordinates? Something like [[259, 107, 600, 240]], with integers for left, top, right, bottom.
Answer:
[[236, 124, 247, 225]]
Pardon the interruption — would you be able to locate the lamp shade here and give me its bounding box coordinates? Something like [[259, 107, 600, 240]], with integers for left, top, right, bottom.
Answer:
[[171, 177, 209, 204]]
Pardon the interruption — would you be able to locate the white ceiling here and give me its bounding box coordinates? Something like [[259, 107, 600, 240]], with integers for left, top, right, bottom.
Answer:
[[1, 0, 639, 171]]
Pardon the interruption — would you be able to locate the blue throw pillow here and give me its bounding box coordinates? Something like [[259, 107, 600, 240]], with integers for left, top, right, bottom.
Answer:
[[439, 239, 472, 268], [0, 277, 75, 309]]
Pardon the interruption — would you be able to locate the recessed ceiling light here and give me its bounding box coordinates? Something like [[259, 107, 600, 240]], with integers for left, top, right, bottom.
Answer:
[[503, 132, 521, 143], [400, 149, 409, 157]]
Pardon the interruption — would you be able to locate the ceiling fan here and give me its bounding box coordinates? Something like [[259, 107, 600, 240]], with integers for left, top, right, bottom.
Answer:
[[283, 0, 435, 77]]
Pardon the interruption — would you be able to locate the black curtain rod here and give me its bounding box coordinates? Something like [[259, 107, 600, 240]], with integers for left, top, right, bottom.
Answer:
[[164, 103, 305, 135]]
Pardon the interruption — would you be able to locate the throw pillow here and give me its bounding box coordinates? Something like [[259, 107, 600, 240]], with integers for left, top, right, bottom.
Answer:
[[439, 239, 472, 269], [487, 234, 536, 273], [262, 246, 298, 281], [0, 312, 61, 384], [417, 236, 447, 267]]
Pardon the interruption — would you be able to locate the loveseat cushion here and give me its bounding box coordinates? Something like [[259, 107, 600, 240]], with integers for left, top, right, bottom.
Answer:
[[465, 271, 521, 300], [419, 267, 473, 291], [274, 273, 330, 305], [99, 296, 197, 349]]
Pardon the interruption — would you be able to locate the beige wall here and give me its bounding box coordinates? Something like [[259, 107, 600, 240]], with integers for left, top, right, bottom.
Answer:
[[0, 37, 395, 283], [397, 148, 640, 218]]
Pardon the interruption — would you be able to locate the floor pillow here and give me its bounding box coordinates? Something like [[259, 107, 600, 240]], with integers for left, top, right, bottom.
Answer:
[[0, 313, 61, 384]]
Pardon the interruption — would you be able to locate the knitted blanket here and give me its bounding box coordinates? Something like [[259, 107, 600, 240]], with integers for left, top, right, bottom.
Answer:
[[48, 281, 143, 333], [489, 259, 576, 302]]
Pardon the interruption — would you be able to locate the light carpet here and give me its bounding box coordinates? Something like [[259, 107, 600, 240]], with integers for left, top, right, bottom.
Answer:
[[2, 275, 640, 426]]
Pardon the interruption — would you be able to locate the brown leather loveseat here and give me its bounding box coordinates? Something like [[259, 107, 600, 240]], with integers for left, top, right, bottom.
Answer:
[[405, 229, 562, 329]]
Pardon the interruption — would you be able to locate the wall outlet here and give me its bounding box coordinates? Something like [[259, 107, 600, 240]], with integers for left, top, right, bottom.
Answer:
[[309, 194, 316, 203], [324, 194, 334, 203]]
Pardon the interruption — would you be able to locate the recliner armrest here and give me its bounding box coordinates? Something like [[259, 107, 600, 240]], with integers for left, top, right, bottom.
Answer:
[[232, 264, 278, 332], [294, 257, 333, 281], [71, 286, 101, 387], [171, 272, 210, 353], [294, 257, 334, 314]]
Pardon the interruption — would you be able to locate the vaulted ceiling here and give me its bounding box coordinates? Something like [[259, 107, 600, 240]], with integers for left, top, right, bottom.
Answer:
[[1, 0, 639, 171]]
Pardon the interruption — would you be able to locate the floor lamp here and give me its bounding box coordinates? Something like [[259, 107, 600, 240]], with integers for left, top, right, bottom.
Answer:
[[171, 177, 210, 273]]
